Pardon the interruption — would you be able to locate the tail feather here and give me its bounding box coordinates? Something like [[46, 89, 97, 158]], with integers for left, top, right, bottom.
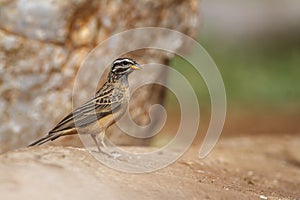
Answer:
[[28, 133, 62, 147]]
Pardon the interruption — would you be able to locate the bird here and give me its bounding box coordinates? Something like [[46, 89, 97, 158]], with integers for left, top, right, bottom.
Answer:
[[28, 58, 141, 155]]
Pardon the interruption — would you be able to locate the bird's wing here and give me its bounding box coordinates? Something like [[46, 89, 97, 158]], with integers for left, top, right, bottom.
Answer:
[[49, 84, 126, 134]]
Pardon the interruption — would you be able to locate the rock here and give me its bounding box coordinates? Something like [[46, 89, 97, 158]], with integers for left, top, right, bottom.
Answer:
[[0, 146, 205, 200], [1, 135, 299, 199], [0, 0, 200, 152], [0, 0, 94, 43]]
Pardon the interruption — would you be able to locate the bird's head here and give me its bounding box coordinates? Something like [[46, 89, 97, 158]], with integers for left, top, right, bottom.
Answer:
[[108, 58, 141, 82]]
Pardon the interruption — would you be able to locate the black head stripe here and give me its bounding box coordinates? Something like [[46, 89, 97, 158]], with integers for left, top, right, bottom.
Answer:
[[113, 65, 129, 74], [109, 58, 138, 81]]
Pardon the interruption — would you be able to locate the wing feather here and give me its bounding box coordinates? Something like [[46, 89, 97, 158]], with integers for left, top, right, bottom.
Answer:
[[49, 84, 126, 134]]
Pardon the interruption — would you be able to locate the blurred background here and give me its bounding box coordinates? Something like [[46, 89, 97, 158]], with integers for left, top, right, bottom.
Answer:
[[163, 0, 300, 143]]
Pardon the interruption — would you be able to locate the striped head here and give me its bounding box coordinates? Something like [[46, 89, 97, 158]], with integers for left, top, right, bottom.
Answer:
[[108, 58, 141, 81]]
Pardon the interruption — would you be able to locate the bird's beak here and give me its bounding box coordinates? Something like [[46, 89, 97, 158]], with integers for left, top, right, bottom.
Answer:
[[131, 64, 141, 70]]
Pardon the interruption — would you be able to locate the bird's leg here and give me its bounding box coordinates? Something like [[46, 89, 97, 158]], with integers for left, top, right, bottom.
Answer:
[[99, 131, 122, 159], [90, 132, 121, 159], [91, 133, 102, 153], [90, 132, 112, 157], [99, 131, 108, 149]]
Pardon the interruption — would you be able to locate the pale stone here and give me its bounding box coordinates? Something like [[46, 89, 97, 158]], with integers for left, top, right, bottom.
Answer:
[[0, 0, 200, 152]]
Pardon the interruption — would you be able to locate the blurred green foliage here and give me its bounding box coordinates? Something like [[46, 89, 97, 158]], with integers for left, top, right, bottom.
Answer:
[[168, 35, 300, 110]]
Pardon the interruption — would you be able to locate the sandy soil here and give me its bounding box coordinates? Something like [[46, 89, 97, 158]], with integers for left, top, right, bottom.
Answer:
[[0, 134, 299, 200]]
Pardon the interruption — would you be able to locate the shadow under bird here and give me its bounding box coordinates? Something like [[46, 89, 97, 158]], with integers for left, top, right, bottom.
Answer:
[[28, 58, 141, 154]]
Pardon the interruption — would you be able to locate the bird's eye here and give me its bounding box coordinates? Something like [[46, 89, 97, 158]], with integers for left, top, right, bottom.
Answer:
[[122, 61, 129, 66]]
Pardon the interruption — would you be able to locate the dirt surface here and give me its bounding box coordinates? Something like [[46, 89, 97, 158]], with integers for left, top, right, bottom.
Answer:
[[0, 134, 299, 200]]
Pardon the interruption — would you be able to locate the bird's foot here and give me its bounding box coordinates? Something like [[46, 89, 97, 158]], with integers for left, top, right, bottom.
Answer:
[[91, 147, 122, 159], [109, 151, 122, 159]]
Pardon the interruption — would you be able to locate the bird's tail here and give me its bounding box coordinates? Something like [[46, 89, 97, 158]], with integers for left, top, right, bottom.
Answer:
[[28, 133, 63, 147]]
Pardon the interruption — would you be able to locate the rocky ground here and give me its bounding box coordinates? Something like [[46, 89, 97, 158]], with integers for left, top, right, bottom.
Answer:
[[0, 134, 299, 200]]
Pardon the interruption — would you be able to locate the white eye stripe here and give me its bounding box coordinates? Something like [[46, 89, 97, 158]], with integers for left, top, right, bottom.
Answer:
[[113, 58, 135, 65], [112, 65, 127, 70]]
